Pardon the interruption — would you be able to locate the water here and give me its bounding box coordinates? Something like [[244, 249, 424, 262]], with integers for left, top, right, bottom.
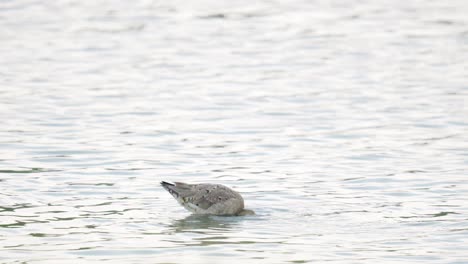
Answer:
[[1, 0, 468, 263]]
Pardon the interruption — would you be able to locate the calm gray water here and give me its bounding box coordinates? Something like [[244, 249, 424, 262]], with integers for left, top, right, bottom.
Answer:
[[1, 0, 468, 263]]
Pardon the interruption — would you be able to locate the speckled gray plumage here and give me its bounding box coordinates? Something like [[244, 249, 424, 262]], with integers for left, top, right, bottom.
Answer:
[[161, 181, 254, 216]]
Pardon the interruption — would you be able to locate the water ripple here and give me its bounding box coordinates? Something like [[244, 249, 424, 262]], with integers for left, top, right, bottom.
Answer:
[[1, 0, 468, 263]]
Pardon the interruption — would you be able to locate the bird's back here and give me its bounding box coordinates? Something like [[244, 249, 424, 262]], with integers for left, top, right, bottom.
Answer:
[[161, 181, 248, 216]]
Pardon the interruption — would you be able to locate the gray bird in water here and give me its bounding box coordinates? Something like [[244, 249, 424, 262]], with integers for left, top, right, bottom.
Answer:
[[161, 181, 255, 216]]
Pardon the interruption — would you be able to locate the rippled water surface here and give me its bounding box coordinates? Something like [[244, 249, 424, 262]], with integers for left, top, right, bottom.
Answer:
[[1, 0, 468, 263]]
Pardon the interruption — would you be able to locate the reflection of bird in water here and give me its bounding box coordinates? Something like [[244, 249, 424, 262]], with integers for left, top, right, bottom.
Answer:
[[161, 181, 255, 216], [168, 215, 249, 246], [168, 214, 235, 233]]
